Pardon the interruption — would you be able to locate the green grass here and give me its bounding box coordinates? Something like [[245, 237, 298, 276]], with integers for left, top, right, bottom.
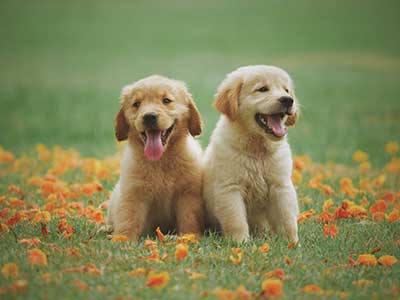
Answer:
[[0, 0, 399, 299]]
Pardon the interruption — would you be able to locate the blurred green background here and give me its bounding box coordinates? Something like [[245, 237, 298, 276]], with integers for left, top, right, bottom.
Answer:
[[1, 0, 399, 165]]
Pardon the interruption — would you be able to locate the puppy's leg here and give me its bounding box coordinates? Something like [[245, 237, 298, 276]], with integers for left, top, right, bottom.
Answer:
[[267, 184, 299, 242], [214, 191, 249, 242], [176, 192, 204, 237], [113, 187, 150, 241]]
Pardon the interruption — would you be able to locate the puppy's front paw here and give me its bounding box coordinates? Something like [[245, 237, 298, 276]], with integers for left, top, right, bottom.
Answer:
[[228, 230, 249, 243]]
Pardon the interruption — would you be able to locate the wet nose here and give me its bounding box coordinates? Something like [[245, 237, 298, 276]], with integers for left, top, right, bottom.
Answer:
[[279, 96, 294, 108], [143, 113, 158, 128]]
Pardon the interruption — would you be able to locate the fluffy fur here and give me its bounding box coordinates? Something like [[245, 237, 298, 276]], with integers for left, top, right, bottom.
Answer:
[[107, 75, 205, 240], [203, 65, 300, 242]]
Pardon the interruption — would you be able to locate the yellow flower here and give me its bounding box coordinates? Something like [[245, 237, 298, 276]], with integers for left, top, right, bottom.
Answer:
[[261, 279, 283, 296], [352, 150, 369, 163], [385, 141, 399, 155], [291, 169, 302, 185], [356, 254, 377, 266], [1, 263, 19, 278], [322, 199, 334, 212], [111, 234, 129, 242], [353, 279, 373, 287], [378, 255, 397, 267]]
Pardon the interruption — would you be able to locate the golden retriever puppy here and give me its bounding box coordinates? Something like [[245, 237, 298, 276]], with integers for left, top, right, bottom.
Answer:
[[203, 65, 300, 243], [107, 75, 205, 240]]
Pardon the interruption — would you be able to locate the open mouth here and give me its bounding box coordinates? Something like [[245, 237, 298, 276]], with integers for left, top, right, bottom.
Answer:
[[140, 122, 175, 161], [255, 113, 288, 138]]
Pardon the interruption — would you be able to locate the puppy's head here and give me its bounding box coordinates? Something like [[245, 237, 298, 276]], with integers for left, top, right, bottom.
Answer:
[[115, 75, 202, 161], [214, 65, 299, 140]]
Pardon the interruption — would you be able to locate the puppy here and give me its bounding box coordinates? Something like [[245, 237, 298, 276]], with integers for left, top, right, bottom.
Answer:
[[107, 75, 205, 240], [203, 65, 300, 242]]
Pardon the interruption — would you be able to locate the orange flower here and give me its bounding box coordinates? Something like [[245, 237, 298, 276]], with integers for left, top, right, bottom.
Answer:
[[378, 255, 397, 267], [369, 199, 387, 213], [265, 268, 285, 280], [320, 184, 335, 195], [128, 268, 146, 277], [28, 248, 48, 266], [111, 234, 129, 243], [352, 279, 373, 287], [359, 162, 371, 173], [9, 279, 28, 292], [372, 212, 385, 221], [284, 255, 292, 266], [73, 279, 89, 290], [299, 284, 324, 294], [1, 263, 19, 278], [356, 254, 377, 266], [0, 147, 15, 163], [229, 248, 243, 266], [297, 209, 315, 223], [385, 141, 399, 155], [65, 247, 80, 257], [352, 150, 369, 163], [19, 238, 41, 247], [213, 285, 251, 300], [261, 279, 283, 296], [259, 243, 270, 253], [287, 241, 297, 249], [41, 272, 52, 283], [175, 243, 189, 261], [323, 224, 338, 238], [32, 211, 51, 224], [155, 227, 165, 242], [185, 269, 205, 280], [63, 264, 101, 276], [387, 209, 399, 223], [146, 271, 170, 288]]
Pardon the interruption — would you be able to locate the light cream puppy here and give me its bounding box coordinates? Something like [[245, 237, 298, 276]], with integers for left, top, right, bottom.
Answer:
[[107, 75, 205, 240], [203, 65, 300, 242]]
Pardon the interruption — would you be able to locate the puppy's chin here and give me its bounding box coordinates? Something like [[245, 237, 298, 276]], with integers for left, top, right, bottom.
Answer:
[[254, 113, 288, 140], [136, 122, 175, 161]]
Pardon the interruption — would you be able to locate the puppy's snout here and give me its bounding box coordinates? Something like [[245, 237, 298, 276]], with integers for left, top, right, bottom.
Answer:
[[143, 112, 158, 128], [279, 96, 294, 108]]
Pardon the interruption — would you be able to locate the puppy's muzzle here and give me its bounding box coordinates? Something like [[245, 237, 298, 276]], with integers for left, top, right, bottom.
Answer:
[[279, 96, 294, 115], [143, 112, 158, 129]]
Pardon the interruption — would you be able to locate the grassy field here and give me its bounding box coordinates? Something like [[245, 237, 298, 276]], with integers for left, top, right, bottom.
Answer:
[[0, 0, 399, 299]]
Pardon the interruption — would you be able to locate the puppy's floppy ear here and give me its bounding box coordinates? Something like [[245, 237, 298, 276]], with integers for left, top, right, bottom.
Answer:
[[115, 109, 129, 141], [186, 92, 203, 136], [285, 88, 300, 126], [114, 85, 132, 141], [214, 74, 242, 121]]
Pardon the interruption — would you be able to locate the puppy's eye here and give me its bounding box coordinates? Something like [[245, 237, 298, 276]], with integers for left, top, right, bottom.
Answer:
[[284, 87, 289, 93], [162, 98, 172, 104], [257, 86, 269, 92], [132, 101, 140, 108]]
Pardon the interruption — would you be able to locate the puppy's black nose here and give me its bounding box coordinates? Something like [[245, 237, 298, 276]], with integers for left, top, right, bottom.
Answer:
[[279, 96, 294, 108], [143, 113, 158, 127]]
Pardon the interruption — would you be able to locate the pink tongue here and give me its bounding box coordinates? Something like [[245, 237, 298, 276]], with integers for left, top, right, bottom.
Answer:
[[144, 130, 164, 161], [267, 115, 288, 137]]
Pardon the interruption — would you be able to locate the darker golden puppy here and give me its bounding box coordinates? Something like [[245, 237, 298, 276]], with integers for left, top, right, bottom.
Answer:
[[107, 75, 205, 240]]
